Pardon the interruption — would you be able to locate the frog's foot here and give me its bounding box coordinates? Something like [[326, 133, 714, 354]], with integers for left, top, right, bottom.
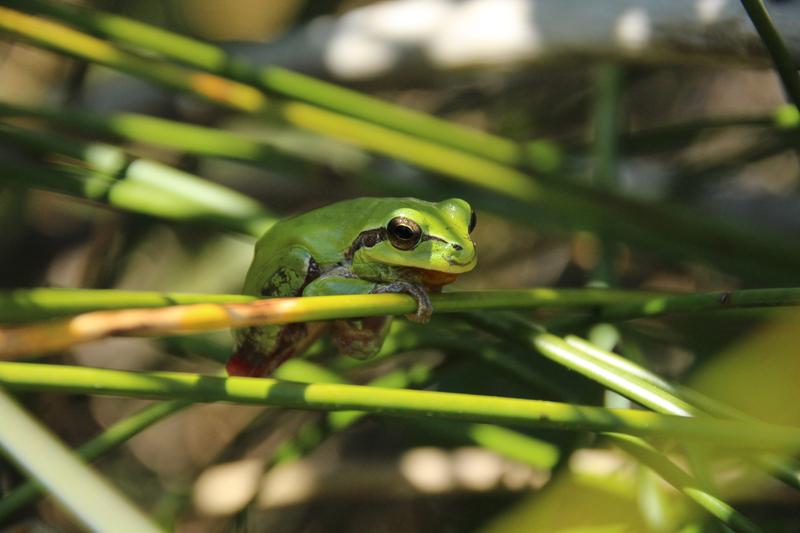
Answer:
[[371, 281, 432, 323], [331, 316, 392, 359]]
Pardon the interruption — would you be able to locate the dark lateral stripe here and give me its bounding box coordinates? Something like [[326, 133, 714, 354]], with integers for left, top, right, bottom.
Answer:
[[345, 227, 386, 259], [346, 228, 448, 259]]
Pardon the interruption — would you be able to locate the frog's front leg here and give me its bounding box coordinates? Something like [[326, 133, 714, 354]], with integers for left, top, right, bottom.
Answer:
[[303, 275, 431, 359], [304, 275, 433, 323], [370, 281, 432, 323], [301, 275, 387, 359]]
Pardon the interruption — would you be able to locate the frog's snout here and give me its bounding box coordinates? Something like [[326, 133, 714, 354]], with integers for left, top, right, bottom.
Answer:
[[445, 243, 477, 269], [446, 243, 466, 261]]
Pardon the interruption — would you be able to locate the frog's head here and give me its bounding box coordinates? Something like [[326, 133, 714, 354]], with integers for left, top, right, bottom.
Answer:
[[352, 198, 477, 287]]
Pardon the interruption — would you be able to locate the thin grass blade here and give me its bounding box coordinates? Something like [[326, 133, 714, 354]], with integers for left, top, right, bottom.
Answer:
[[0, 389, 162, 531]]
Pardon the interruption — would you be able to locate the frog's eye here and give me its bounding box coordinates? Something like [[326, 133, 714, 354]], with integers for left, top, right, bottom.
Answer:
[[468, 210, 477, 234], [387, 216, 422, 250]]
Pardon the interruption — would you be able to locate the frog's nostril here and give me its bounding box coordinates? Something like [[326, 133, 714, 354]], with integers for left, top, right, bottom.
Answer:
[[452, 244, 463, 251]]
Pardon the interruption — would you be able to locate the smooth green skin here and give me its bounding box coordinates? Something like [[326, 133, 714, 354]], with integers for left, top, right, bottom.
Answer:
[[230, 197, 477, 376]]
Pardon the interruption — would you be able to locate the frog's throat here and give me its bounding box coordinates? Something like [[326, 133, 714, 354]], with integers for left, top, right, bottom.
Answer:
[[403, 267, 459, 290]]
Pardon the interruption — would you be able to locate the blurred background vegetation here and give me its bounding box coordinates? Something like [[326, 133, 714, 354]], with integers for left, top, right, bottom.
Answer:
[[2, 0, 800, 531]]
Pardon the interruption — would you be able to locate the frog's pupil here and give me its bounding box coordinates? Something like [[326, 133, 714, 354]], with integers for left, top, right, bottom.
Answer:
[[468, 211, 477, 233], [395, 225, 413, 239]]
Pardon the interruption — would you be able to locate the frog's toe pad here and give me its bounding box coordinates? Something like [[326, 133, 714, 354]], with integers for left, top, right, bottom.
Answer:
[[404, 307, 431, 324]]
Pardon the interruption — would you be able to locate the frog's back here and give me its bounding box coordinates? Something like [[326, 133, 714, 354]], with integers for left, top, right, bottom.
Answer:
[[243, 198, 399, 296], [253, 197, 428, 266]]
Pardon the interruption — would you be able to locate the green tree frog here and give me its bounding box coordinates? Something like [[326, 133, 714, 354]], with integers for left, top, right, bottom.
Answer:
[[227, 197, 477, 377]]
